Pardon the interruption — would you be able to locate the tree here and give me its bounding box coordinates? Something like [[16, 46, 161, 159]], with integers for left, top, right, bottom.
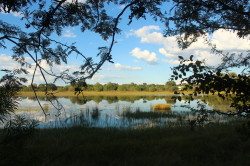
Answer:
[[117, 84, 128, 91], [37, 84, 46, 91], [0, 0, 167, 114], [93, 82, 103, 91], [47, 83, 57, 91], [38, 83, 57, 91], [103, 82, 118, 91], [164, 0, 249, 49], [0, 74, 20, 123], [171, 56, 250, 115], [0, 0, 166, 90], [2, 0, 248, 80], [164, 81, 177, 91], [165, 81, 176, 87], [148, 86, 157, 92], [167, 0, 250, 115], [0, 0, 249, 115]]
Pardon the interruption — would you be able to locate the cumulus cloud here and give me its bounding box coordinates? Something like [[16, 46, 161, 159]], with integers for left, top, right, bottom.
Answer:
[[129, 26, 250, 66], [114, 63, 142, 71], [0, 10, 23, 17], [128, 25, 165, 44], [162, 59, 180, 64], [65, 0, 86, 3], [0, 54, 79, 85], [159, 48, 176, 58], [27, 60, 79, 85], [63, 30, 77, 38], [212, 29, 250, 50], [130, 48, 158, 65], [0, 54, 19, 70], [11, 11, 23, 17]]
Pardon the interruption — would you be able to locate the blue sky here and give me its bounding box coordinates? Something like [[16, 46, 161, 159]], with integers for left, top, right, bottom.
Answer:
[[0, 2, 249, 86]]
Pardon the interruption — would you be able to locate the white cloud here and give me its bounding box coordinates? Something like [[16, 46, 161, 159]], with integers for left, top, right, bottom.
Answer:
[[132, 60, 139, 63], [0, 54, 18, 70], [63, 30, 77, 38], [114, 63, 142, 71], [128, 25, 165, 44], [159, 48, 176, 58], [212, 29, 250, 50], [0, 54, 79, 85], [0, 10, 23, 17], [162, 59, 180, 64], [65, 0, 86, 3], [118, 5, 126, 9], [11, 11, 23, 17], [131, 25, 160, 35], [30, 60, 79, 84], [129, 26, 250, 66], [130, 48, 158, 65]]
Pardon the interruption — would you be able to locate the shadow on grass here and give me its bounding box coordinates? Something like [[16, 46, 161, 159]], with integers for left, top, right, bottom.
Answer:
[[1, 121, 250, 166]]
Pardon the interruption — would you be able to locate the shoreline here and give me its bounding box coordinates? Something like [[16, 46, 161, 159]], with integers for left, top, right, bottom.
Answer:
[[17, 91, 187, 97]]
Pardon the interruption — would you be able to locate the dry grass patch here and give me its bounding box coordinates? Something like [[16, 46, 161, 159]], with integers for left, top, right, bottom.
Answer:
[[154, 104, 171, 111]]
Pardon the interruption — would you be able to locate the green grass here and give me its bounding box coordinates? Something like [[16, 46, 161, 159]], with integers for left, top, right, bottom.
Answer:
[[1, 122, 250, 166]]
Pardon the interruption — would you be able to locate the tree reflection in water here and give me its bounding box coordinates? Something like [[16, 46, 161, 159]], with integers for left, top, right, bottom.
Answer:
[[14, 95, 242, 128]]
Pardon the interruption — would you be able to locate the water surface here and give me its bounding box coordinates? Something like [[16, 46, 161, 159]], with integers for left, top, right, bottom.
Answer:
[[14, 95, 237, 128]]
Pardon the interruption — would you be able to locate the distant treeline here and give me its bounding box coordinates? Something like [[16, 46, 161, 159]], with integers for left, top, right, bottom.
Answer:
[[20, 81, 180, 92]]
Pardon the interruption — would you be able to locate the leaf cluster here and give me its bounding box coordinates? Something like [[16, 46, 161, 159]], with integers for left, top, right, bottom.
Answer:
[[4, 114, 39, 139], [171, 56, 250, 115], [0, 73, 27, 123], [164, 0, 250, 49]]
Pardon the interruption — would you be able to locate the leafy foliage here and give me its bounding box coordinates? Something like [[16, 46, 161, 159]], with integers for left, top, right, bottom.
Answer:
[[0, 0, 249, 117], [0, 73, 26, 123], [4, 114, 39, 138], [0, 85, 18, 123], [164, 0, 250, 49], [167, 1, 249, 116], [171, 56, 250, 115], [0, 0, 249, 83]]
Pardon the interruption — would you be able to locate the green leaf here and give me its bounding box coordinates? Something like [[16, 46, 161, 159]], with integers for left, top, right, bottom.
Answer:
[[190, 55, 194, 61], [178, 56, 183, 60]]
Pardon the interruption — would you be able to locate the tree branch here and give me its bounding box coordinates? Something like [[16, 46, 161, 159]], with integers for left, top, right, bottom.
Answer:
[[214, 0, 250, 16]]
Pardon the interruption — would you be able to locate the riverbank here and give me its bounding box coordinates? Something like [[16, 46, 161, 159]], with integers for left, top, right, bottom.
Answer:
[[1, 122, 250, 166], [18, 90, 185, 97]]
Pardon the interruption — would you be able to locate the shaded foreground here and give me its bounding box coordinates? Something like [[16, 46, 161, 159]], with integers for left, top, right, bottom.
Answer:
[[1, 122, 250, 166]]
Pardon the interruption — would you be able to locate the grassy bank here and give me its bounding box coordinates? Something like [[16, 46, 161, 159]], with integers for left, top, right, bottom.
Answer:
[[17, 91, 182, 97], [1, 123, 250, 166]]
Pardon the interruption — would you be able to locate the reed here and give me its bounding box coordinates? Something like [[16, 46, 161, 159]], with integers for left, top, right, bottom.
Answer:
[[154, 103, 171, 111], [122, 108, 178, 119]]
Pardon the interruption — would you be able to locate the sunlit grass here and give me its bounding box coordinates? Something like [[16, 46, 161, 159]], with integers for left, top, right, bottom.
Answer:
[[16, 107, 41, 112], [154, 103, 171, 111]]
